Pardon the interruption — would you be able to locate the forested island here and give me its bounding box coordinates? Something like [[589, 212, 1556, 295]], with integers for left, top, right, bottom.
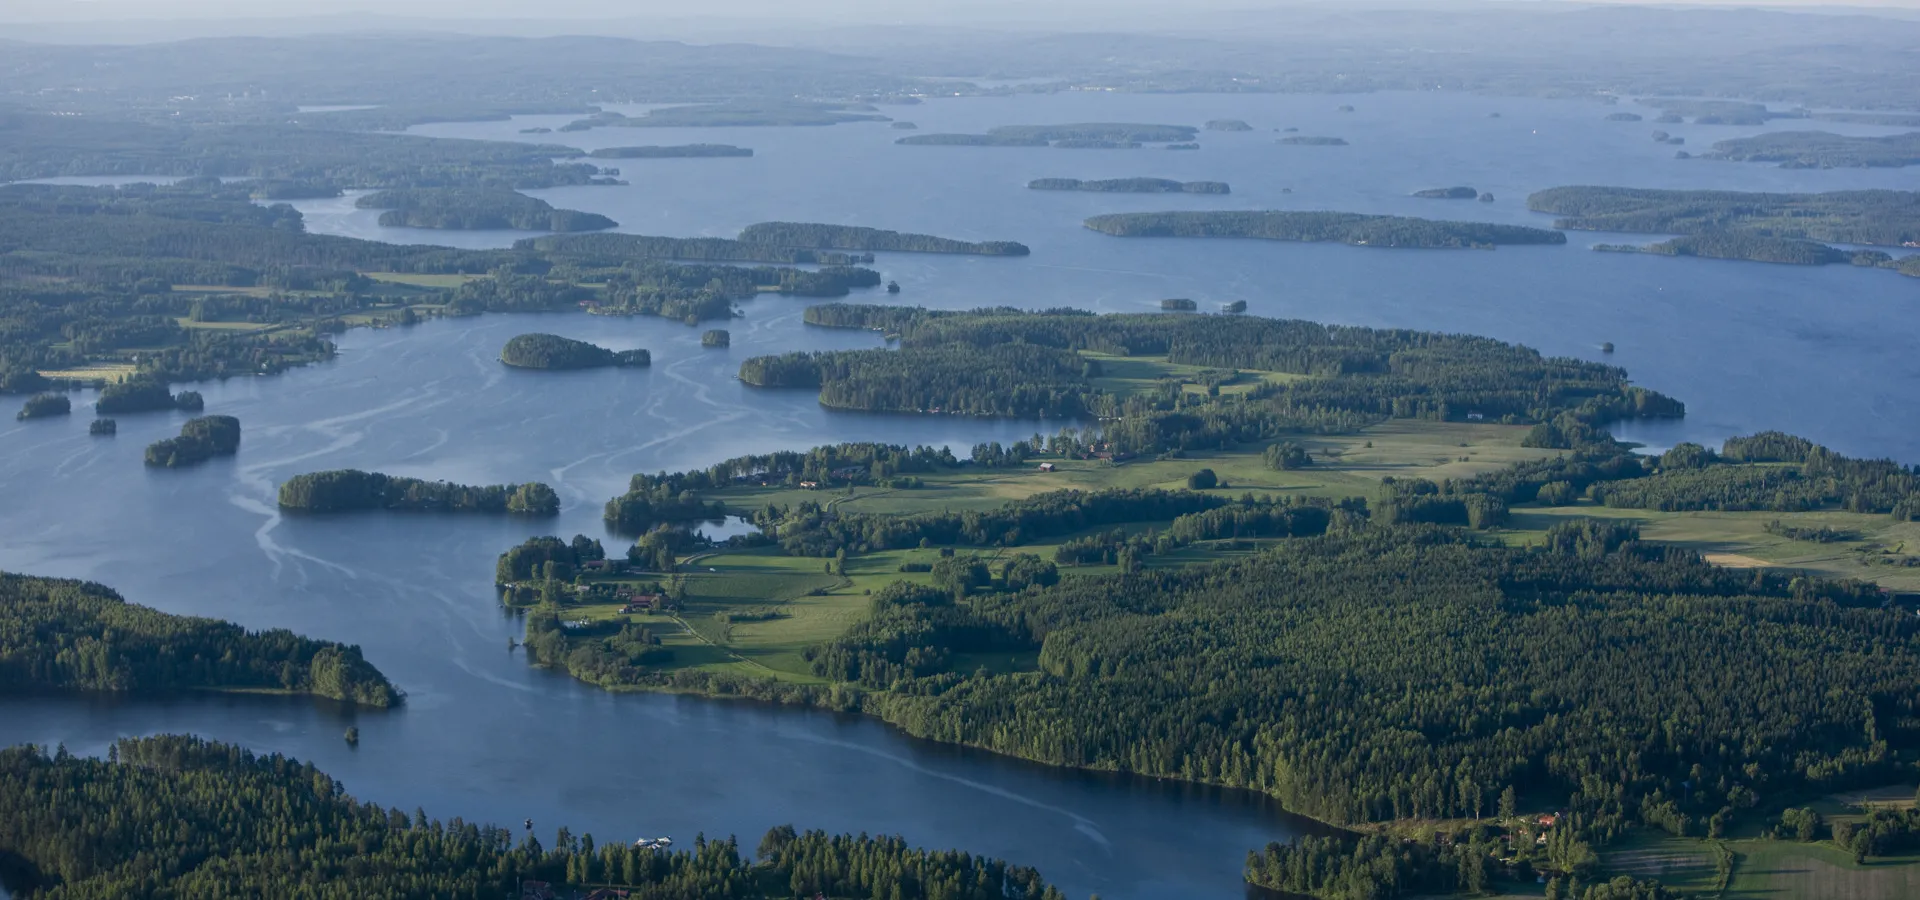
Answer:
[[520, 232, 872, 265], [94, 379, 203, 415], [564, 101, 886, 129], [277, 469, 561, 515], [703, 329, 731, 348], [587, 144, 753, 158], [1051, 139, 1140, 149], [1705, 130, 1920, 168], [15, 393, 69, 420], [1605, 112, 1644, 122], [1205, 119, 1254, 131], [1028, 178, 1230, 194], [737, 222, 1030, 256], [1083, 211, 1568, 249], [1528, 186, 1920, 245], [0, 735, 1064, 899], [1593, 233, 1918, 275], [1279, 136, 1349, 146], [0, 573, 401, 706], [144, 415, 240, 468], [357, 188, 617, 232], [896, 134, 1049, 147], [1412, 186, 1480, 199], [500, 333, 650, 370], [900, 123, 1198, 149]]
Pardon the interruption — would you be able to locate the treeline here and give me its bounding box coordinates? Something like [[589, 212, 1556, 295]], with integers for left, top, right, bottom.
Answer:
[[95, 378, 204, 414], [1028, 178, 1230, 194], [1528, 186, 1920, 246], [0, 735, 1063, 899], [740, 344, 1096, 418], [16, 393, 70, 420], [1586, 432, 1920, 518], [0, 573, 401, 707], [144, 415, 241, 468], [1084, 211, 1567, 248], [278, 470, 561, 515], [518, 233, 870, 266], [754, 488, 1238, 558], [587, 144, 753, 158], [500, 332, 649, 370], [358, 188, 617, 232], [736, 222, 1031, 256]]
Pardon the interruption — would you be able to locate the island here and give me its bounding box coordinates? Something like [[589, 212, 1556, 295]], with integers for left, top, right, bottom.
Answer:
[[500, 333, 650, 370], [1336, 104, 1356, 112], [1204, 119, 1254, 132], [702, 329, 730, 348], [1640, 98, 1788, 125], [1594, 232, 1911, 271], [278, 469, 560, 515], [1166, 143, 1200, 150], [1051, 139, 1141, 149], [1479, 192, 1495, 202], [586, 144, 753, 158], [0, 572, 402, 707], [519, 233, 872, 265], [563, 101, 886, 129], [1605, 112, 1644, 122], [89, 417, 116, 436], [1082, 211, 1568, 249], [16, 392, 69, 420], [1278, 136, 1349, 146], [144, 415, 240, 468], [899, 123, 1199, 148], [1221, 299, 1248, 313], [1160, 298, 1198, 311], [94, 379, 201, 415], [896, 134, 1049, 147], [1412, 186, 1480, 199], [357, 188, 617, 232], [1028, 178, 1230, 194], [737, 222, 1031, 256], [1704, 130, 1920, 168], [517, 126, 552, 134], [1527, 186, 1920, 245], [0, 735, 1060, 898], [890, 121, 918, 130]]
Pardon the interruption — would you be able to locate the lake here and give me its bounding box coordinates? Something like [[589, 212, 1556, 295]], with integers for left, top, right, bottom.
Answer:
[[3, 88, 1919, 898]]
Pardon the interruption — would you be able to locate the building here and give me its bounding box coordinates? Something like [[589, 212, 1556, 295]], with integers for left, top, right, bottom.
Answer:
[[1037, 462, 1056, 472]]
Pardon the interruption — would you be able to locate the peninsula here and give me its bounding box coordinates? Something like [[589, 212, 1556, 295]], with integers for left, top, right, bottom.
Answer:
[[1082, 211, 1567, 249], [358, 188, 616, 232]]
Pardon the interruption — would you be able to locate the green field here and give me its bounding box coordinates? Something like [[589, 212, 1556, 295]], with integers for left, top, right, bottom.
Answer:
[[365, 272, 483, 288]]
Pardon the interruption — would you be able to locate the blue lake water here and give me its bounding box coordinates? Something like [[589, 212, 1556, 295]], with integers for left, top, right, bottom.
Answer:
[[3, 89, 1919, 898]]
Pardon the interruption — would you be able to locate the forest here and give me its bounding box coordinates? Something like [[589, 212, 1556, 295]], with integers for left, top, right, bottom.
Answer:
[[896, 134, 1051, 147], [1594, 233, 1917, 274], [1028, 178, 1230, 194], [15, 393, 69, 420], [519, 233, 871, 266], [278, 470, 561, 516], [143, 415, 241, 468], [1528, 186, 1920, 245], [1704, 130, 1920, 168], [987, 123, 1199, 142], [0, 573, 401, 707], [1083, 211, 1567, 248], [586, 144, 754, 158], [0, 735, 1063, 899], [736, 222, 1031, 256], [499, 333, 649, 370], [357, 188, 618, 232], [1413, 187, 1480, 199]]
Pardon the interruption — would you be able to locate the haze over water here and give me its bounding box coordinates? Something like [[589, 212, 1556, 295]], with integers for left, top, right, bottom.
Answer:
[[3, 88, 1918, 898]]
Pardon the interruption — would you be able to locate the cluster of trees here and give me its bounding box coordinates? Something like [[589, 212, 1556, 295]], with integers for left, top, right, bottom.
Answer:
[[1205, 119, 1254, 131], [95, 379, 200, 414], [1597, 233, 1868, 267], [1705, 130, 1920, 168], [278, 470, 560, 515], [495, 534, 606, 584], [988, 123, 1199, 142], [519, 233, 870, 266], [1413, 186, 1480, 199], [357, 188, 617, 232], [0, 735, 1062, 899], [1586, 433, 1920, 518], [1775, 804, 1920, 863], [15, 392, 70, 420], [736, 222, 1030, 256], [897, 133, 1050, 147], [1028, 178, 1230, 193], [1528, 186, 1920, 246], [1083, 211, 1567, 248], [144, 415, 241, 468], [0, 573, 401, 707], [740, 344, 1097, 418], [702, 329, 730, 348], [499, 333, 649, 370]]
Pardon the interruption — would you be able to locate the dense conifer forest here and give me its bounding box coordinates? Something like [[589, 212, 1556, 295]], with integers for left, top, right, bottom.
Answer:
[[143, 415, 240, 468], [1705, 130, 1920, 168], [1528, 186, 1920, 245], [736, 223, 1030, 256], [0, 735, 1063, 899], [0, 574, 401, 706], [357, 188, 617, 232], [499, 333, 649, 370]]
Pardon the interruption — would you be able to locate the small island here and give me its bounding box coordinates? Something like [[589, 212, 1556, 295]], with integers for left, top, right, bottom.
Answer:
[[16, 392, 70, 420], [144, 415, 240, 468], [1336, 105, 1356, 113], [1052, 139, 1141, 149], [737, 222, 1030, 256], [1703, 130, 1920, 168], [702, 329, 731, 348], [896, 133, 1049, 147], [1205, 119, 1254, 132], [1221, 300, 1248, 313], [890, 121, 918, 130], [1279, 136, 1349, 146], [1605, 113, 1644, 122], [1028, 178, 1230, 194], [518, 126, 553, 134], [520, 233, 872, 265], [1166, 143, 1200, 151], [586, 144, 752, 159], [1479, 192, 1495, 203], [95, 379, 199, 415], [500, 333, 650, 370], [0, 572, 403, 708], [357, 188, 617, 232], [1160, 298, 1198, 311], [1083, 211, 1568, 249], [900, 123, 1198, 148], [278, 469, 560, 516], [566, 101, 885, 129], [89, 417, 116, 436], [1594, 232, 1908, 269], [1412, 186, 1480, 200], [1526, 186, 1920, 245]]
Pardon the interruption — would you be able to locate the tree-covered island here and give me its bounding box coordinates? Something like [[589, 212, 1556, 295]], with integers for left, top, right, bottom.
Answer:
[[1029, 178, 1230, 194], [0, 573, 402, 707], [1279, 136, 1349, 145], [1205, 119, 1255, 131], [357, 188, 617, 232], [1413, 186, 1481, 199], [586, 144, 754, 158], [144, 415, 240, 468], [1704, 130, 1920, 168], [737, 222, 1030, 256], [1528, 186, 1920, 245], [15, 392, 70, 420], [278, 469, 561, 515], [500, 332, 650, 370], [1083, 211, 1567, 249]]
